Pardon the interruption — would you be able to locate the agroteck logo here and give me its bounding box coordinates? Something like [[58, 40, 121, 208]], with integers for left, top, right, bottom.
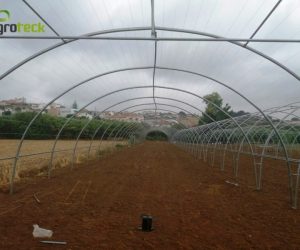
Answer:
[[0, 7, 45, 35]]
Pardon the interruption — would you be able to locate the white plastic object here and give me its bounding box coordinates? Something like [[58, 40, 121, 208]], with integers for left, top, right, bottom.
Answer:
[[32, 224, 53, 238]]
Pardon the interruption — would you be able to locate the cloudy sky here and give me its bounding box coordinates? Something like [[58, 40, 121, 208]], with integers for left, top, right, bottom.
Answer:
[[0, 0, 300, 116]]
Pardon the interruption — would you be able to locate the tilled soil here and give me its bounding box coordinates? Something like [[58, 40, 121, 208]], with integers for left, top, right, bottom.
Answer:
[[0, 141, 299, 249]]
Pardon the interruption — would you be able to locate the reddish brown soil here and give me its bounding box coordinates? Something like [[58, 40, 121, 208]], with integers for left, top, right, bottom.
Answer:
[[0, 142, 299, 249]]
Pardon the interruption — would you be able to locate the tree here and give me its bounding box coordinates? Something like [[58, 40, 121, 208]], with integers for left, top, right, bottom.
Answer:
[[72, 100, 78, 109], [199, 92, 231, 125], [2, 110, 11, 116], [178, 111, 187, 118], [291, 117, 300, 121], [199, 92, 249, 125]]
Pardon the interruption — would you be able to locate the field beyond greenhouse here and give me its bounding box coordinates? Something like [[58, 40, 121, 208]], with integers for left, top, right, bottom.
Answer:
[[0, 139, 125, 185], [0, 141, 299, 249]]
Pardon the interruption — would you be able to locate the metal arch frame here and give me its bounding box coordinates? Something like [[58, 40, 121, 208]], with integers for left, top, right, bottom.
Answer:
[[102, 99, 240, 166], [86, 119, 110, 160], [204, 114, 274, 174], [87, 107, 188, 162], [0, 27, 151, 80], [1, 26, 299, 82], [172, 121, 231, 164], [172, 111, 292, 166], [175, 128, 203, 156], [118, 123, 142, 144], [54, 97, 219, 174], [87, 119, 137, 160], [57, 96, 210, 170], [191, 126, 211, 160], [232, 105, 300, 187], [220, 116, 260, 176], [191, 126, 217, 161], [111, 112, 178, 147], [205, 119, 236, 167], [73, 120, 140, 166], [12, 61, 271, 182], [46, 86, 150, 176], [1, 1, 298, 207], [109, 105, 212, 156], [169, 123, 300, 208], [116, 108, 190, 144], [106, 122, 139, 146], [170, 121, 218, 160], [176, 125, 216, 158], [4, 53, 295, 196], [193, 120, 239, 166], [155, 65, 293, 179], [4, 45, 295, 205], [185, 123, 219, 162], [86, 120, 131, 160], [9, 65, 278, 164], [200, 123, 226, 164], [88, 118, 149, 159], [234, 106, 299, 190], [1, 21, 297, 172], [223, 116, 260, 178], [14, 83, 255, 192], [101, 105, 188, 147], [155, 86, 259, 188], [267, 108, 300, 155], [95, 120, 132, 160], [213, 120, 241, 167], [187, 125, 212, 160], [59, 97, 294, 196], [46, 93, 221, 178], [172, 106, 300, 206], [81, 99, 206, 166], [174, 124, 240, 171]]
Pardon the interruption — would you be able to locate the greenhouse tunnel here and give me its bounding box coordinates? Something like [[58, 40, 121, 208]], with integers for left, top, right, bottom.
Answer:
[[0, 0, 300, 210]]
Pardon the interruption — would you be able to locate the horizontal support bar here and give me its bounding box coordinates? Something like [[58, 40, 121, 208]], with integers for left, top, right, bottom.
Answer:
[[0, 35, 300, 43]]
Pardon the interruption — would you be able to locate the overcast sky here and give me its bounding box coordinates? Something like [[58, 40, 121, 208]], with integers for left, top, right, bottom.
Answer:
[[0, 0, 300, 117]]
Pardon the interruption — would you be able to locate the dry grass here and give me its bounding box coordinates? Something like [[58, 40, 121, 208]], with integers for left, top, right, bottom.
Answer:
[[0, 139, 127, 186]]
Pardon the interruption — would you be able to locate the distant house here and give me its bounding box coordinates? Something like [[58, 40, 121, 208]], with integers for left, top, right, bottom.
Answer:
[[30, 103, 46, 112], [108, 112, 144, 122], [48, 106, 61, 117], [0, 97, 29, 116], [99, 111, 115, 119], [77, 109, 93, 119]]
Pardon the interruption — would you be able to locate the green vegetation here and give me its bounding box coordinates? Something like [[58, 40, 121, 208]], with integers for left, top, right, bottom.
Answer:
[[0, 112, 132, 140], [208, 127, 300, 144], [199, 92, 249, 125], [197, 93, 300, 144]]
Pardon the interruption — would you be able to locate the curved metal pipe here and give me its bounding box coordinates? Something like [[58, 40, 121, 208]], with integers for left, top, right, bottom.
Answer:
[[10, 69, 290, 199], [49, 95, 217, 176], [10, 65, 286, 193], [1, 26, 299, 81]]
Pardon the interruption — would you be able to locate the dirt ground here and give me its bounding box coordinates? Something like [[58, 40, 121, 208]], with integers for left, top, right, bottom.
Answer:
[[0, 141, 299, 249]]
